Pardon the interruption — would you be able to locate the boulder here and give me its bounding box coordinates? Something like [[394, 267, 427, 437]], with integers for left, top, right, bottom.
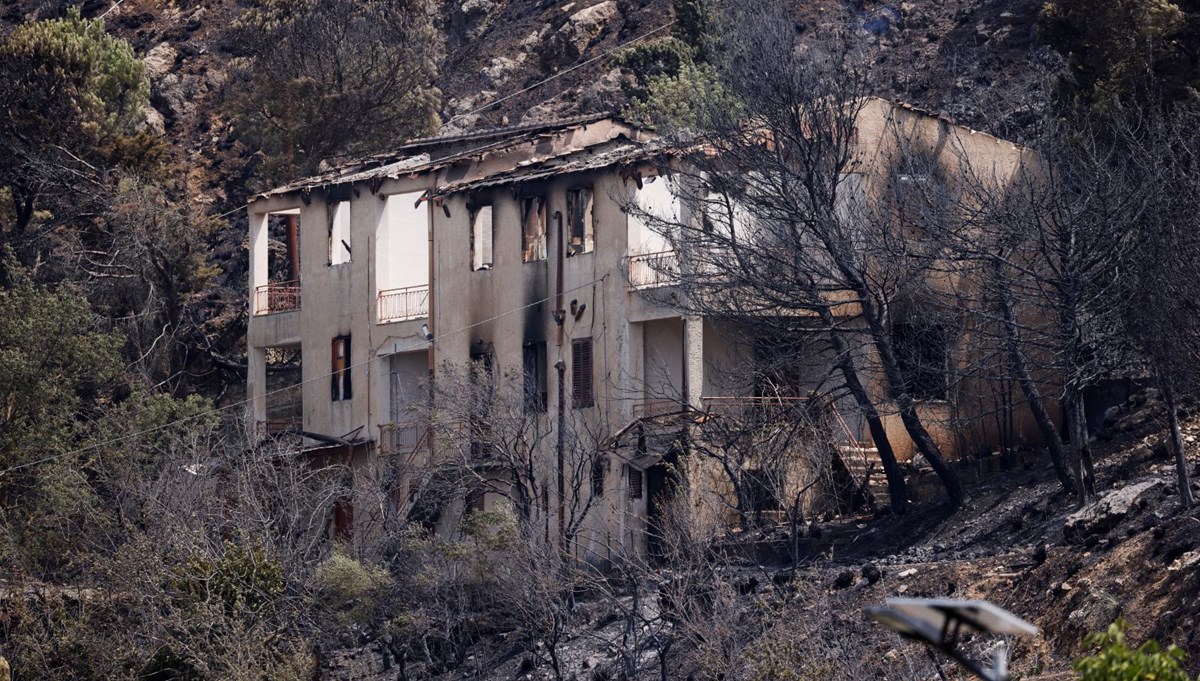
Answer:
[[455, 0, 502, 41], [143, 42, 177, 81], [1064, 478, 1164, 543], [143, 105, 166, 135], [547, 1, 618, 66], [482, 54, 526, 87]]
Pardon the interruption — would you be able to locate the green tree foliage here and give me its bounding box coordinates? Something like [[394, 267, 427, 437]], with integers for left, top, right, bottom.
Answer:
[[1039, 0, 1200, 108], [1075, 620, 1194, 681], [0, 9, 152, 236], [227, 0, 443, 183], [0, 274, 123, 574], [616, 0, 727, 127], [622, 61, 742, 130]]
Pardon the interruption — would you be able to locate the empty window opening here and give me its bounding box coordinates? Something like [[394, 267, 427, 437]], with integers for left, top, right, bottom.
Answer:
[[377, 193, 431, 321], [263, 344, 303, 433], [466, 485, 487, 512], [470, 204, 494, 271], [742, 469, 780, 515], [268, 210, 301, 283], [331, 336, 353, 402], [255, 210, 302, 314], [469, 345, 496, 458], [566, 188, 594, 256], [572, 337, 594, 408], [892, 321, 948, 401], [523, 341, 547, 413], [627, 466, 643, 499], [329, 201, 351, 265], [522, 196, 548, 262], [591, 457, 608, 497]]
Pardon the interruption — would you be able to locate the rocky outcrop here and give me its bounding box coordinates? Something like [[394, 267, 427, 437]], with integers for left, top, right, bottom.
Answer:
[[546, 1, 619, 67], [451, 0, 505, 43], [1063, 478, 1164, 543]]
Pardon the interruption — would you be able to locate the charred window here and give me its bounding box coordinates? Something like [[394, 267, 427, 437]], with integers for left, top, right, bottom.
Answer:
[[892, 321, 948, 400], [523, 341, 547, 413], [591, 457, 608, 497], [469, 345, 495, 458], [329, 201, 351, 265], [331, 336, 352, 401], [522, 196, 547, 262], [566, 187, 594, 255], [470, 203, 494, 271], [742, 469, 779, 514]]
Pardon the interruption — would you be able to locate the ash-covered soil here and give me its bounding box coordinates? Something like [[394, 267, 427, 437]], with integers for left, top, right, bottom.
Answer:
[[325, 391, 1200, 680]]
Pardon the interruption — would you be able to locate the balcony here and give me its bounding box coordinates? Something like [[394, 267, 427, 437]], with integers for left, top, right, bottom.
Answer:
[[254, 281, 301, 315], [626, 250, 680, 290], [257, 416, 302, 437], [378, 421, 429, 456], [378, 285, 430, 323]]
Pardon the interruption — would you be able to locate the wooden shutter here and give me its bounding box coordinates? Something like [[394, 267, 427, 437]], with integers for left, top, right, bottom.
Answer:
[[331, 338, 341, 401], [331, 336, 352, 401], [572, 337, 593, 408], [343, 335, 352, 399], [628, 467, 643, 499]]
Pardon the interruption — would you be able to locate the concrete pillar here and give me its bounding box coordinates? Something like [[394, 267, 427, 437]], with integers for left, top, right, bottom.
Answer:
[[248, 212, 268, 315], [248, 346, 267, 424], [683, 315, 704, 409]]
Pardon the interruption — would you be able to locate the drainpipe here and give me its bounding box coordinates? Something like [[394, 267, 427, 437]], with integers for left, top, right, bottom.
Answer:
[[426, 193, 437, 459], [554, 210, 567, 552]]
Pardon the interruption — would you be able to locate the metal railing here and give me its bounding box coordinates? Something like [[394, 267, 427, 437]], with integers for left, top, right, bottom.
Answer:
[[633, 399, 690, 419], [378, 421, 429, 455], [254, 281, 301, 315], [378, 284, 430, 323], [626, 250, 680, 289], [257, 416, 302, 436]]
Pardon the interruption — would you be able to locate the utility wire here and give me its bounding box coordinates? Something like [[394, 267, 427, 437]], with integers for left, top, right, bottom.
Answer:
[[448, 20, 676, 125], [0, 278, 606, 478]]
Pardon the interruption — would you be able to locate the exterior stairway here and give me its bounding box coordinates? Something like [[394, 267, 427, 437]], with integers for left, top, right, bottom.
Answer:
[[836, 444, 891, 507]]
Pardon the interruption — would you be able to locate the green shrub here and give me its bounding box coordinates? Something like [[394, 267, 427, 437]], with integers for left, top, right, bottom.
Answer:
[[312, 549, 392, 625], [172, 542, 284, 615], [1074, 619, 1193, 681]]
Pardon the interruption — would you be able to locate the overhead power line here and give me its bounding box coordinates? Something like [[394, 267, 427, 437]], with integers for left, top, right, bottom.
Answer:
[[449, 20, 676, 124]]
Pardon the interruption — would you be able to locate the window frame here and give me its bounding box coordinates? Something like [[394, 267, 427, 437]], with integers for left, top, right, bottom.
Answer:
[[470, 203, 494, 271], [571, 337, 594, 408], [331, 335, 353, 402], [521, 195, 548, 262], [329, 200, 352, 265], [522, 341, 548, 414], [566, 187, 594, 256]]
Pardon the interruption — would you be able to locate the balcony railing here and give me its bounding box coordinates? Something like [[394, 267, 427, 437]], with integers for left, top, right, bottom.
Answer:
[[633, 399, 691, 419], [378, 284, 430, 323], [254, 281, 301, 315], [378, 421, 429, 455], [701, 396, 817, 424], [257, 416, 302, 436], [626, 250, 680, 290]]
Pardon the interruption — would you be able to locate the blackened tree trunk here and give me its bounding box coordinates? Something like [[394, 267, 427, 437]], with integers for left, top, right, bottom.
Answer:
[[994, 258, 1076, 494], [1159, 378, 1195, 508], [826, 322, 908, 512]]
